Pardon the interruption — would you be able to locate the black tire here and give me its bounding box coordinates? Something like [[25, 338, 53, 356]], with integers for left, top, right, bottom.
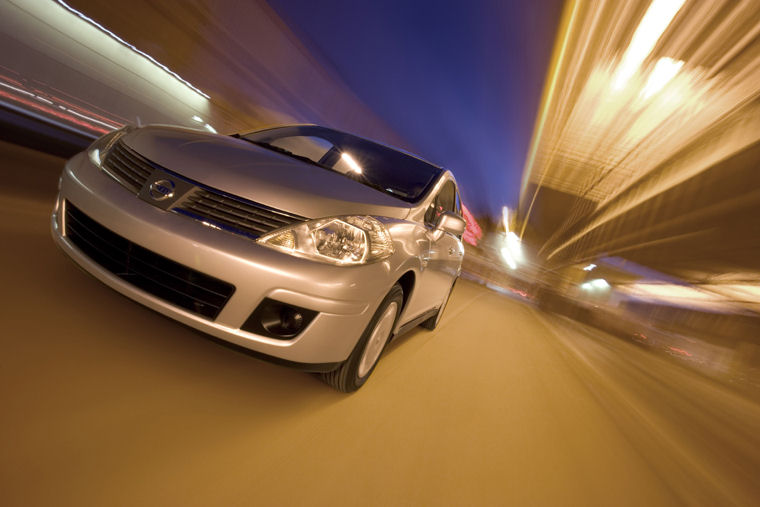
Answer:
[[421, 278, 457, 330], [320, 284, 403, 392]]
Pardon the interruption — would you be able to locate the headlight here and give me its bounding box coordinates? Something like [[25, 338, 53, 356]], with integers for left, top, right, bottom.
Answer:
[[88, 125, 133, 167], [257, 215, 394, 265]]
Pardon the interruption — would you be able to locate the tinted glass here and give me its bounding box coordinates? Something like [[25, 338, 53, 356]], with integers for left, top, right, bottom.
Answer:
[[425, 180, 457, 226], [242, 126, 442, 203]]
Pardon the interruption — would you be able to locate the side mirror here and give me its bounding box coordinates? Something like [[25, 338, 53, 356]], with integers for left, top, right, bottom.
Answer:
[[435, 211, 466, 236]]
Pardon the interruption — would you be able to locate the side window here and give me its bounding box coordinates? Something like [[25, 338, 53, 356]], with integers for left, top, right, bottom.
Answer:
[[424, 180, 456, 226]]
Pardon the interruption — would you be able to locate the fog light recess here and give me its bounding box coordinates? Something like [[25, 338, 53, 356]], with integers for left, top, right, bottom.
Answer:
[[241, 298, 318, 339]]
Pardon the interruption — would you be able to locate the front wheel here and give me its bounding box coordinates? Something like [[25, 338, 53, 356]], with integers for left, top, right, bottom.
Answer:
[[320, 284, 403, 392]]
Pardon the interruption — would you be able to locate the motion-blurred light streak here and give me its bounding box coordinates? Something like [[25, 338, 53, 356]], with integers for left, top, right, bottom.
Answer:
[[0, 71, 122, 134], [612, 0, 686, 90], [461, 204, 482, 246], [519, 0, 581, 235], [500, 247, 517, 270], [55, 0, 210, 100], [3, 0, 213, 134], [581, 278, 610, 291], [340, 152, 363, 174], [0, 85, 111, 135], [641, 57, 684, 99], [516, 0, 760, 310]]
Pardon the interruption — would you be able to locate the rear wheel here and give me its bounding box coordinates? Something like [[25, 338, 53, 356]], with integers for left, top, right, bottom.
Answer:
[[320, 284, 403, 392], [421, 278, 457, 330]]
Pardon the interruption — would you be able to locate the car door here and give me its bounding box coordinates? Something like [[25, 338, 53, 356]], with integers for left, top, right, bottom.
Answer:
[[415, 180, 463, 314]]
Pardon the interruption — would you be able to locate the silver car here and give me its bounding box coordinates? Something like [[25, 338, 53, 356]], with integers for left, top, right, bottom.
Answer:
[[52, 124, 466, 391]]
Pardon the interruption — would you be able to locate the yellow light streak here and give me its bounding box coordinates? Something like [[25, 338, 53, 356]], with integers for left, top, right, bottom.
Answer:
[[612, 0, 686, 91], [519, 0, 580, 238], [641, 57, 684, 99]]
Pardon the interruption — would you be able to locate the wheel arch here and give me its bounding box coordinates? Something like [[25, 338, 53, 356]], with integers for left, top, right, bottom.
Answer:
[[395, 269, 416, 315]]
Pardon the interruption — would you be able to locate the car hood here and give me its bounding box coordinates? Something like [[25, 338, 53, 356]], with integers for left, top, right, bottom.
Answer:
[[122, 125, 413, 220]]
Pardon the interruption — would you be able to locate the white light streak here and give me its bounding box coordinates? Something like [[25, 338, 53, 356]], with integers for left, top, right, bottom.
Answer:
[[623, 283, 716, 301], [203, 123, 217, 134], [502, 206, 510, 233], [506, 231, 523, 261], [641, 57, 684, 99], [612, 0, 686, 90], [66, 108, 119, 129], [0, 81, 35, 97], [581, 278, 610, 291], [55, 0, 210, 100], [341, 152, 363, 174], [583, 263, 597, 271], [500, 247, 517, 270], [0, 81, 116, 129]]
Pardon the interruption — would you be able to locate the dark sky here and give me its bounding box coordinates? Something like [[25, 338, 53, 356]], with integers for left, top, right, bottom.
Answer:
[[268, 0, 564, 218]]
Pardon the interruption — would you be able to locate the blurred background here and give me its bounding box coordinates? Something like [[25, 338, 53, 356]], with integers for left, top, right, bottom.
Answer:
[[2, 0, 760, 504]]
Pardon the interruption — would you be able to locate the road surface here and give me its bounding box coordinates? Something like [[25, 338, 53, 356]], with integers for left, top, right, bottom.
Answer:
[[1, 140, 759, 506]]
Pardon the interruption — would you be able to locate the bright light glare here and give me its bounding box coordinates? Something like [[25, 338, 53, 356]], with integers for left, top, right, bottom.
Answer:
[[612, 0, 685, 90], [506, 231, 523, 261], [624, 283, 717, 301], [502, 206, 510, 233], [192, 115, 203, 123], [500, 247, 517, 270], [204, 123, 217, 134], [581, 278, 610, 291], [341, 152, 363, 174], [715, 285, 760, 300], [89, 148, 101, 166], [641, 57, 684, 99], [500, 230, 522, 270], [583, 263, 597, 271]]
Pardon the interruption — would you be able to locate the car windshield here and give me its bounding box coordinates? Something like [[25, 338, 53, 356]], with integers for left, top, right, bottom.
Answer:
[[238, 126, 442, 203]]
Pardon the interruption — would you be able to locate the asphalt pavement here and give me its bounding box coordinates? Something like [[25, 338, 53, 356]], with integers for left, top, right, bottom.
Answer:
[[1, 140, 759, 506]]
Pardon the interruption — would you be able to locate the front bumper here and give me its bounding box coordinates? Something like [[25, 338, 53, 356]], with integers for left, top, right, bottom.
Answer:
[[51, 152, 395, 367]]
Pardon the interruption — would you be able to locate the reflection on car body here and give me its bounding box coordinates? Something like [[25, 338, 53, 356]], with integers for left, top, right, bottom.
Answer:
[[52, 124, 466, 391]]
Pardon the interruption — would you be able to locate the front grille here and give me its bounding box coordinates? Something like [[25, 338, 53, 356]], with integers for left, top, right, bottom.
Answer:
[[102, 141, 153, 193], [64, 202, 235, 320], [176, 189, 304, 238], [101, 140, 306, 238]]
